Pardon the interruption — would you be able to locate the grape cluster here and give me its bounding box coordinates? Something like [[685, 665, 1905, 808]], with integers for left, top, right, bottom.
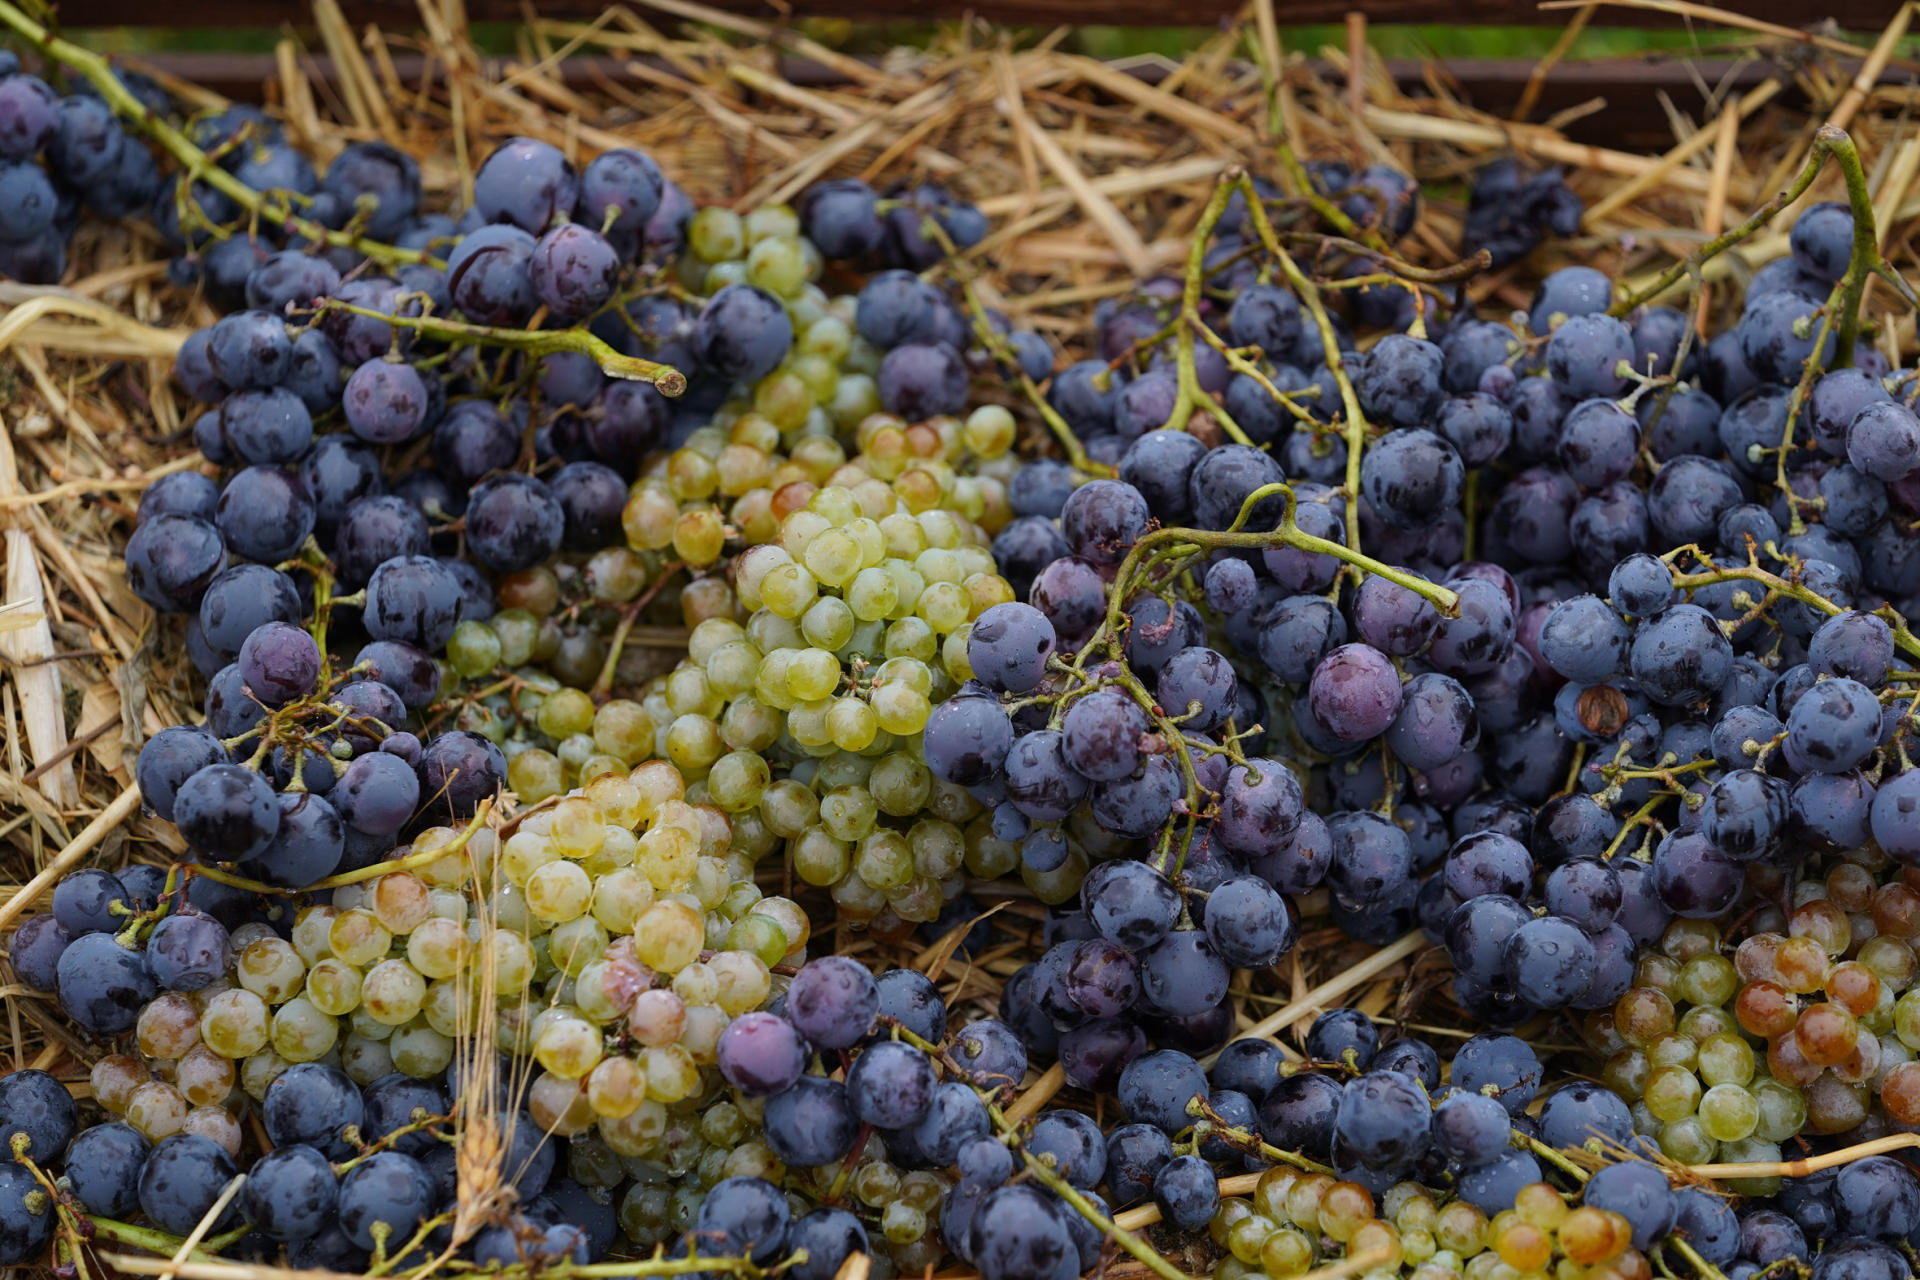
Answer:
[[14, 24, 1920, 1280], [0, 57, 165, 282]]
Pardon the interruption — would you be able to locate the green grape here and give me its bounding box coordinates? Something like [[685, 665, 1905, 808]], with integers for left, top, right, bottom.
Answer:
[[1698, 1083, 1760, 1142], [1643, 1064, 1701, 1122], [271, 996, 340, 1062], [689, 207, 744, 262], [447, 619, 503, 678], [361, 959, 429, 1026]]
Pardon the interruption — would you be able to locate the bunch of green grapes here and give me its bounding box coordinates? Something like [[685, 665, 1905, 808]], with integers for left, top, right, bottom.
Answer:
[[1213, 1173, 1648, 1280], [1582, 860, 1920, 1167]]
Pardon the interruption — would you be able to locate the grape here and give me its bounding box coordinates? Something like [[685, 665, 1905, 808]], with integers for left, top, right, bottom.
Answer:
[[764, 1075, 861, 1167], [344, 358, 430, 444], [695, 283, 794, 384], [364, 555, 464, 651], [215, 465, 316, 562], [1308, 642, 1403, 742], [846, 1039, 937, 1128], [466, 473, 565, 573], [1060, 688, 1146, 782], [1545, 313, 1634, 399], [577, 148, 663, 237], [531, 223, 620, 319], [237, 621, 321, 706], [716, 1012, 807, 1095], [1060, 480, 1150, 568], [338, 1150, 434, 1251], [125, 514, 227, 611], [241, 1143, 339, 1241], [969, 1185, 1073, 1280], [447, 224, 537, 323], [922, 686, 1014, 787], [783, 955, 878, 1048], [968, 603, 1056, 694], [174, 763, 280, 860], [1203, 876, 1296, 967], [1431, 1089, 1511, 1167]]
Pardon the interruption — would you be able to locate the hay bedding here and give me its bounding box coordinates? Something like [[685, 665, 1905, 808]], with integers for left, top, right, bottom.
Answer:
[[0, 0, 1916, 1273]]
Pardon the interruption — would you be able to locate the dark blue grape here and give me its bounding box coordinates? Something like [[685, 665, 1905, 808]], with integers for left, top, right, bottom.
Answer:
[[138, 1134, 241, 1236], [65, 1121, 151, 1218], [147, 910, 232, 991]]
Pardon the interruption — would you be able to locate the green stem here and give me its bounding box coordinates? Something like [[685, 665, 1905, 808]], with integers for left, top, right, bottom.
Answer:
[[1521, 1133, 1592, 1183], [1165, 179, 1240, 439], [1228, 173, 1373, 558], [1670, 560, 1920, 663], [315, 300, 687, 395], [0, 0, 433, 271], [1611, 123, 1913, 351], [1022, 1151, 1192, 1280], [88, 1214, 253, 1261]]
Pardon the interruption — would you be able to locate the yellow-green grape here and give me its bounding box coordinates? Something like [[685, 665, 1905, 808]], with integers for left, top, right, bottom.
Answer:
[[550, 919, 610, 977], [126, 1081, 189, 1141], [406, 917, 469, 980], [339, 1035, 393, 1086], [368, 873, 432, 936], [538, 687, 598, 740], [820, 786, 879, 841], [794, 829, 850, 886], [642, 1043, 701, 1102], [593, 700, 658, 765], [271, 996, 340, 1062], [689, 207, 744, 262], [489, 609, 541, 666], [289, 906, 337, 965], [326, 909, 392, 969], [176, 1045, 235, 1109], [761, 563, 818, 619], [665, 714, 724, 774], [761, 779, 819, 838], [591, 866, 655, 934], [236, 938, 307, 1006], [634, 901, 704, 973], [535, 1013, 605, 1079], [390, 1019, 454, 1078], [870, 754, 932, 816], [1698, 1083, 1760, 1142], [137, 993, 200, 1060], [588, 1055, 647, 1118], [361, 959, 429, 1026], [201, 989, 272, 1059], [447, 619, 502, 678], [508, 749, 566, 803], [708, 751, 771, 813], [304, 958, 363, 1017], [871, 681, 931, 735], [491, 929, 535, 994]]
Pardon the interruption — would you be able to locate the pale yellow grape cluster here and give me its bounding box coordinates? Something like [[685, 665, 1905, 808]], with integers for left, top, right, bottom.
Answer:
[[631, 483, 1024, 927], [491, 761, 811, 1151], [102, 756, 805, 1153]]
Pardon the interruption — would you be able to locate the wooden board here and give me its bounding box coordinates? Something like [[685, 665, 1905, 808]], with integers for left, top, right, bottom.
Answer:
[[107, 49, 1866, 149], [47, 0, 1912, 26]]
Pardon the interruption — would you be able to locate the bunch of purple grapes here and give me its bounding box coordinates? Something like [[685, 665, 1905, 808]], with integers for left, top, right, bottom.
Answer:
[[0, 55, 166, 283]]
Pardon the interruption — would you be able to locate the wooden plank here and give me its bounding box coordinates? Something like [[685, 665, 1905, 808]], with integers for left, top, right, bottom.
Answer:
[[102, 49, 1859, 149], [47, 0, 1913, 27]]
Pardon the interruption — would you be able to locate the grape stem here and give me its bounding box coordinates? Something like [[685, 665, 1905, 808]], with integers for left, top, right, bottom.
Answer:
[[191, 798, 493, 895], [1226, 172, 1376, 561], [1609, 124, 1915, 367], [1665, 553, 1920, 663], [310, 300, 687, 395], [0, 0, 436, 272], [919, 217, 1106, 476], [1020, 1150, 1198, 1280], [1188, 1096, 1336, 1174], [1165, 179, 1255, 447]]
